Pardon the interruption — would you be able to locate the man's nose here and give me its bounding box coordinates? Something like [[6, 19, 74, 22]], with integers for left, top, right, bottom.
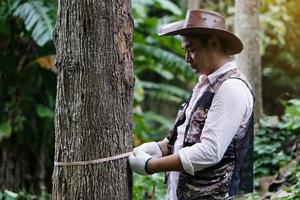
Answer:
[[185, 52, 192, 64]]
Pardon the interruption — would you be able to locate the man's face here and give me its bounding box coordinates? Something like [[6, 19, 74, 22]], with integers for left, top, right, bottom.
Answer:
[[181, 34, 214, 75]]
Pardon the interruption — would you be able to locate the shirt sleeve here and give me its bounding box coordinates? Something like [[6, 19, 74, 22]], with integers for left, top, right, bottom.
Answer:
[[178, 79, 253, 175]]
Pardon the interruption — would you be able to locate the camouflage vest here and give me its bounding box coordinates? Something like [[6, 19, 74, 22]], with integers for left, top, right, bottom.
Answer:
[[166, 68, 255, 200]]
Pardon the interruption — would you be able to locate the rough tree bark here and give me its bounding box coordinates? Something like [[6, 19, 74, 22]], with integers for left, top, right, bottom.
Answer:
[[51, 1, 133, 199], [234, 0, 263, 119]]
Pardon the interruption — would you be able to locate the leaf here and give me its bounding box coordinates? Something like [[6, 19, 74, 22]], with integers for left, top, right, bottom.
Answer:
[[13, 0, 54, 46], [134, 43, 195, 82], [37, 104, 54, 119], [4, 190, 18, 198], [134, 76, 145, 103], [141, 81, 190, 100], [36, 55, 56, 72], [154, 0, 182, 16], [144, 111, 172, 130], [152, 66, 174, 80], [0, 122, 12, 142]]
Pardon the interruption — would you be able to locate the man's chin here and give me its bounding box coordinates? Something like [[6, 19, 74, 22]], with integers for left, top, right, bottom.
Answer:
[[192, 69, 203, 75], [192, 68, 198, 73]]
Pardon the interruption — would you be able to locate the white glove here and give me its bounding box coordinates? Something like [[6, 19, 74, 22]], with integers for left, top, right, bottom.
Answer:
[[129, 149, 152, 175], [134, 142, 163, 159]]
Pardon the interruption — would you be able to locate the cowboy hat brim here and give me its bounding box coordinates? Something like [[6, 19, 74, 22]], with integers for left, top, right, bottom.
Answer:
[[158, 21, 243, 55]]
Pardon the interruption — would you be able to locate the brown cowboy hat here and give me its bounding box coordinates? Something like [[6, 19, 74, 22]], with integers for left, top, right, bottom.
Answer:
[[158, 9, 243, 55]]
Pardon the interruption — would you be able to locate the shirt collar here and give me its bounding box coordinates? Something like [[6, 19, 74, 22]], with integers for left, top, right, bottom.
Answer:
[[198, 60, 237, 85]]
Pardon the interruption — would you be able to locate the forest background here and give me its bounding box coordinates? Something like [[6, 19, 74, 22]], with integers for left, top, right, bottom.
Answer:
[[0, 0, 299, 199]]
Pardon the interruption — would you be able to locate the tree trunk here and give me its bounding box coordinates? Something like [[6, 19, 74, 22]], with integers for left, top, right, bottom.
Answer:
[[51, 1, 134, 199], [0, 137, 27, 191], [180, 0, 201, 10], [234, 0, 263, 119], [187, 0, 201, 9]]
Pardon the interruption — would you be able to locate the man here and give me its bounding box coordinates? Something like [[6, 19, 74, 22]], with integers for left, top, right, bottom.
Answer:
[[129, 9, 255, 200]]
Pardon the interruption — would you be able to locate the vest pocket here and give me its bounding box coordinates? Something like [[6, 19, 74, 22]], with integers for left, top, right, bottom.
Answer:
[[184, 107, 208, 144], [177, 163, 235, 200]]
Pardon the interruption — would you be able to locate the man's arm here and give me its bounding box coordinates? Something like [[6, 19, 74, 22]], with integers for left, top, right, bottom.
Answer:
[[157, 139, 170, 156], [147, 154, 184, 173]]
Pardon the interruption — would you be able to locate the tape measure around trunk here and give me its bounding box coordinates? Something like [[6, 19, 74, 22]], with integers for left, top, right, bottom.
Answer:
[[54, 151, 133, 167]]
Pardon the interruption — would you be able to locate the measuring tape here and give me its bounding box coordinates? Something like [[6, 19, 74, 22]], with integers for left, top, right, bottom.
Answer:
[[54, 151, 133, 167]]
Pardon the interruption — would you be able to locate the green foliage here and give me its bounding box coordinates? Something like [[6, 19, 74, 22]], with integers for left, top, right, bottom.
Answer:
[[280, 165, 300, 199], [134, 44, 194, 82], [0, 122, 12, 142], [12, 0, 55, 46], [141, 81, 190, 103], [134, 76, 145, 104], [254, 99, 300, 191], [0, 190, 50, 200], [133, 173, 166, 200], [280, 99, 300, 130], [134, 110, 172, 142], [260, 0, 289, 54], [0, 190, 19, 200], [0, 0, 56, 193], [271, 182, 300, 199], [0, 0, 19, 26], [36, 104, 54, 119], [260, 0, 300, 114], [254, 119, 291, 183], [132, 0, 182, 20]]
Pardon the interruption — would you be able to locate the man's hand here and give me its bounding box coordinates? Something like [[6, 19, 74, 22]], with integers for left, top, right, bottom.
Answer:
[[129, 150, 152, 175], [134, 142, 163, 159]]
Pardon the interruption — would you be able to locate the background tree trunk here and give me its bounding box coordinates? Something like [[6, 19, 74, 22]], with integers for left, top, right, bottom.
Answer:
[[180, 0, 201, 10], [51, 1, 133, 199], [187, 0, 201, 9], [234, 0, 263, 119], [0, 137, 27, 191]]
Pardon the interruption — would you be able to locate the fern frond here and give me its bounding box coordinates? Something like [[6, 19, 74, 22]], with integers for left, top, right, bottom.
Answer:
[[147, 91, 183, 103], [134, 43, 196, 82], [0, 0, 20, 23], [153, 0, 182, 16], [13, 0, 54, 46], [141, 81, 190, 103], [144, 111, 173, 131]]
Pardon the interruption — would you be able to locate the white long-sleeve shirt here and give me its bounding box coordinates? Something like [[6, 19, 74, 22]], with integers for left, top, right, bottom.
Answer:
[[167, 60, 254, 200]]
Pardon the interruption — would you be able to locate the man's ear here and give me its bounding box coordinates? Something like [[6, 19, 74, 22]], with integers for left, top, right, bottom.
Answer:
[[208, 35, 221, 51]]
